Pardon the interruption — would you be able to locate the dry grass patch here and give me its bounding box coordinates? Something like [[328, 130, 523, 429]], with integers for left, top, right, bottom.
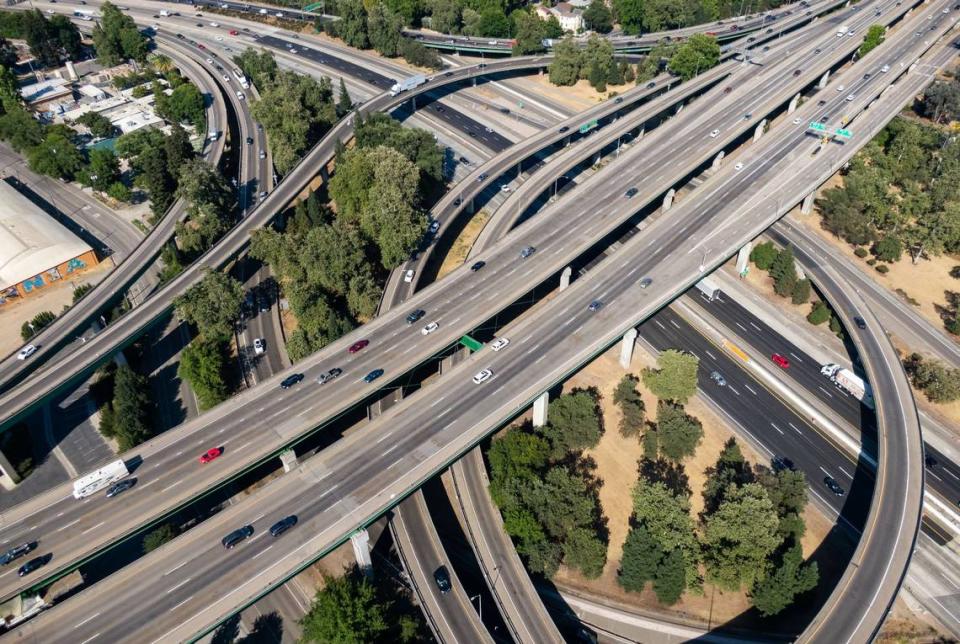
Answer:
[[438, 210, 491, 279]]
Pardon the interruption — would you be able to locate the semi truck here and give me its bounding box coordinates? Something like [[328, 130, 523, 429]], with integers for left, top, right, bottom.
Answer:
[[389, 74, 426, 97], [836, 25, 849, 37], [72, 460, 129, 499], [159, 9, 170, 16], [820, 364, 875, 409], [695, 276, 720, 301]]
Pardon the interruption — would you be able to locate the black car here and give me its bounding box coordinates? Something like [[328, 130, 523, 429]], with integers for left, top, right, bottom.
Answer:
[[819, 115, 830, 123], [406, 309, 426, 324], [520, 246, 536, 259], [458, 156, 470, 164], [772, 456, 795, 471], [470, 261, 486, 272], [499, 107, 510, 114], [823, 476, 845, 496], [363, 369, 384, 383], [317, 368, 342, 385], [925, 454, 938, 468], [624, 187, 638, 198], [646, 81, 656, 88], [246, 136, 253, 145], [269, 515, 298, 537], [434, 565, 452, 593], [853, 316, 867, 329], [614, 97, 623, 103], [588, 300, 604, 312], [18, 555, 49, 577], [0, 542, 36, 566], [280, 373, 305, 389], [222, 525, 254, 549], [558, 126, 569, 133], [106, 478, 136, 498], [477, 173, 488, 182], [453, 197, 462, 206]]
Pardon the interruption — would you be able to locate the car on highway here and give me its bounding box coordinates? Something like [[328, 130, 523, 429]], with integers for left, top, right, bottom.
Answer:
[[485, 126, 494, 133], [434, 565, 452, 593], [0, 543, 36, 566], [640, 277, 653, 289], [473, 369, 493, 384], [221, 525, 254, 549], [421, 322, 439, 335], [317, 368, 342, 385], [269, 515, 298, 537], [200, 447, 224, 464], [18, 556, 49, 577], [280, 373, 305, 389], [646, 81, 656, 88], [348, 339, 369, 353], [216, 35, 224, 41], [734, 162, 744, 172], [588, 300, 604, 312], [558, 126, 569, 133], [470, 261, 486, 272], [259, 151, 266, 159], [723, 86, 732, 94], [819, 115, 830, 123], [490, 337, 509, 351], [710, 371, 727, 386], [743, 112, 752, 120], [614, 97, 623, 104], [223, 74, 231, 81], [429, 220, 440, 234], [709, 129, 720, 138], [520, 246, 536, 258], [229, 29, 239, 35], [771, 353, 790, 369], [17, 345, 36, 361], [846, 94, 855, 102], [259, 190, 267, 199], [246, 136, 253, 145], [772, 456, 795, 471], [477, 173, 488, 182], [237, 92, 246, 100], [105, 479, 136, 498], [404, 269, 415, 283], [624, 187, 638, 198], [793, 117, 802, 125], [363, 369, 384, 383], [500, 184, 511, 193], [836, 84, 845, 92], [823, 476, 845, 496], [209, 21, 219, 27], [406, 309, 425, 324], [853, 316, 867, 329], [881, 64, 890, 72], [253, 338, 265, 355], [793, 69, 801, 76]]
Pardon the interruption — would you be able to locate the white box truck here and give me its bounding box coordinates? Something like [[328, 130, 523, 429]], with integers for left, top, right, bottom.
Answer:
[[159, 9, 170, 16], [389, 74, 426, 97], [695, 276, 720, 301], [837, 25, 849, 37], [820, 364, 875, 409], [73, 460, 129, 499]]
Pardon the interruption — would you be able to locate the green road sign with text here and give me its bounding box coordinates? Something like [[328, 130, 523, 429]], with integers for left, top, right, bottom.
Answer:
[[809, 122, 826, 131], [304, 2, 324, 10], [836, 129, 852, 138], [460, 335, 482, 352], [579, 119, 598, 134]]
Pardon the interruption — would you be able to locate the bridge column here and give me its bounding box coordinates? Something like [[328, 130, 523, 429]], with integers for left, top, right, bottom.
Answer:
[[801, 191, 816, 214], [753, 119, 767, 143], [619, 328, 638, 369], [532, 391, 549, 428], [662, 188, 676, 211], [636, 126, 644, 139], [788, 92, 801, 114], [818, 70, 830, 89], [559, 266, 572, 291], [711, 151, 725, 169], [279, 449, 298, 473], [736, 242, 752, 277], [0, 449, 20, 490], [675, 102, 684, 115], [351, 530, 373, 579]]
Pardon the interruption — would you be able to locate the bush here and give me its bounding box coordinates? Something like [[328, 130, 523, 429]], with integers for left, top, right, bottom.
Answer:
[[854, 247, 869, 258], [866, 258, 877, 266], [945, 317, 960, 336], [750, 241, 778, 271], [807, 301, 830, 325], [873, 236, 902, 263], [791, 279, 811, 306], [875, 264, 890, 274], [20, 310, 56, 340]]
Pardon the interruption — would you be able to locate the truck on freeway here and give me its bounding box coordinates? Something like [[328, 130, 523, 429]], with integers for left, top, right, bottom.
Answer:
[[389, 74, 426, 97], [72, 460, 129, 499], [836, 25, 849, 36], [159, 9, 170, 16], [695, 276, 720, 301], [820, 364, 875, 409]]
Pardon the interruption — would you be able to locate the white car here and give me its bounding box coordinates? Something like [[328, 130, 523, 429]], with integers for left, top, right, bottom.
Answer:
[[259, 150, 266, 159], [836, 84, 845, 92], [421, 322, 439, 335], [236, 92, 245, 100], [253, 338, 265, 355], [473, 369, 493, 384], [17, 345, 36, 361], [709, 129, 720, 138], [490, 337, 510, 352], [792, 117, 802, 125], [429, 220, 440, 234], [216, 35, 224, 41], [290, 49, 297, 54], [404, 269, 415, 283], [209, 21, 219, 27], [734, 162, 744, 172], [151, 24, 160, 30], [846, 94, 855, 101], [206, 58, 214, 65], [881, 64, 890, 73], [223, 74, 230, 81], [500, 185, 511, 193]]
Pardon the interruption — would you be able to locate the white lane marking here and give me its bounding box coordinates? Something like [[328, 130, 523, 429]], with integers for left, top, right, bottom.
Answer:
[[819, 466, 831, 477], [235, 441, 252, 451], [788, 422, 802, 434], [928, 471, 943, 482], [166, 578, 192, 594], [165, 560, 190, 576], [818, 386, 834, 398], [376, 432, 393, 444], [252, 545, 274, 561], [169, 595, 194, 612], [388, 457, 403, 469], [654, 320, 665, 329], [735, 322, 748, 332], [627, 266, 640, 277], [161, 481, 182, 494], [728, 386, 740, 396], [705, 350, 717, 360], [943, 469, 960, 481], [789, 352, 803, 362], [75, 612, 101, 629], [57, 518, 82, 532], [79, 634, 101, 644], [749, 322, 762, 331], [439, 406, 453, 417], [429, 395, 448, 408], [383, 444, 398, 456], [534, 355, 546, 364], [563, 317, 576, 327], [838, 466, 852, 480], [743, 383, 757, 396], [771, 423, 784, 435], [669, 320, 681, 329], [81, 521, 105, 535]]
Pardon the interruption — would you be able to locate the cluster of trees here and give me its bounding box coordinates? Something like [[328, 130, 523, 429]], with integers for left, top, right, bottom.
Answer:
[[114, 123, 195, 220], [173, 158, 235, 256], [0, 9, 82, 67], [98, 364, 155, 450], [298, 567, 427, 643], [636, 350, 704, 460], [234, 48, 338, 175], [153, 81, 205, 129], [611, 0, 790, 35], [74, 111, 117, 139], [322, 1, 441, 69], [488, 389, 608, 579], [549, 35, 632, 92], [903, 353, 960, 404], [919, 75, 960, 125], [92, 2, 148, 66], [857, 24, 885, 58], [174, 270, 244, 409], [20, 310, 56, 341], [666, 34, 720, 80], [619, 438, 818, 615]]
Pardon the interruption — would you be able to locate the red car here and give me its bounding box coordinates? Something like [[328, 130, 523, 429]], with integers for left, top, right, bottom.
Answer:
[[771, 353, 790, 369], [229, 29, 238, 35], [199, 447, 223, 464], [197, 43, 206, 50], [348, 339, 369, 354]]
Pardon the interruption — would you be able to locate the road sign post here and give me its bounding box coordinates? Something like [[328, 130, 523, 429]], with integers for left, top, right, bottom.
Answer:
[[579, 119, 598, 134]]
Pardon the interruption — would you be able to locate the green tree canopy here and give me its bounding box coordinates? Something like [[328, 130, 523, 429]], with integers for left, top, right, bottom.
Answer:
[[300, 572, 389, 643], [655, 402, 703, 462], [642, 349, 699, 403], [584, 0, 614, 33], [173, 270, 244, 341], [92, 2, 148, 65], [667, 34, 720, 80], [613, 374, 646, 438], [178, 337, 229, 410]]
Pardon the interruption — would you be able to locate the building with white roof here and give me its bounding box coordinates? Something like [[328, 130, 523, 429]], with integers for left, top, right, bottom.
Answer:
[[0, 181, 98, 304]]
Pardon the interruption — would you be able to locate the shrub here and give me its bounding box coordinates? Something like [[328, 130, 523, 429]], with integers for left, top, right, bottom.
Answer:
[[807, 301, 830, 325], [854, 247, 869, 258]]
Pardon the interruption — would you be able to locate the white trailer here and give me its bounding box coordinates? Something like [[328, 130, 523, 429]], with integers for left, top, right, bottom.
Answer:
[[72, 460, 129, 499], [695, 276, 720, 301], [820, 364, 875, 409], [389, 74, 426, 97], [837, 25, 849, 37]]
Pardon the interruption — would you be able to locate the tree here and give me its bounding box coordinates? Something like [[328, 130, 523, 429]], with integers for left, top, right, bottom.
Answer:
[[613, 374, 645, 438], [399, 37, 442, 70], [110, 365, 153, 451], [512, 12, 547, 56], [143, 523, 177, 553], [175, 159, 235, 253], [82, 148, 121, 193], [904, 354, 960, 404], [921, 80, 960, 124], [548, 36, 581, 86], [642, 349, 699, 403], [614, 0, 644, 35], [631, 477, 700, 591], [653, 547, 688, 605], [72, 283, 93, 303], [857, 24, 885, 57], [367, 3, 404, 57], [750, 241, 778, 270], [873, 236, 902, 263], [164, 122, 194, 170], [75, 111, 117, 139], [139, 147, 176, 219], [336, 77, 353, 118], [156, 83, 204, 126], [0, 36, 16, 69], [178, 337, 229, 410], [174, 270, 243, 341], [770, 246, 798, 298], [564, 527, 607, 578], [28, 131, 84, 180], [300, 572, 389, 643], [655, 402, 703, 462], [750, 543, 819, 616], [667, 34, 720, 81], [539, 389, 604, 457], [618, 524, 662, 592], [807, 300, 830, 325], [21, 310, 55, 340], [337, 0, 370, 50], [92, 2, 148, 65], [584, 0, 613, 33], [476, 7, 511, 37], [791, 278, 811, 306]]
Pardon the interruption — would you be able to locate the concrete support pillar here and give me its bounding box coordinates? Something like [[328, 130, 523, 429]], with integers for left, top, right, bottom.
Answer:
[[532, 391, 549, 428], [788, 93, 801, 114], [675, 102, 684, 115], [636, 126, 644, 139], [0, 449, 20, 490], [662, 188, 676, 211], [801, 191, 815, 215], [559, 266, 572, 292], [736, 242, 752, 277], [711, 151, 725, 169], [279, 450, 298, 473], [818, 70, 830, 89], [351, 530, 373, 579], [619, 328, 638, 369], [753, 119, 767, 143]]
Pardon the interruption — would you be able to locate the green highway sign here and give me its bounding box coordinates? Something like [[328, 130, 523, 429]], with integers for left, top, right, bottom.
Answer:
[[579, 119, 598, 134], [809, 122, 826, 131], [304, 2, 324, 11], [460, 335, 483, 352], [836, 128, 852, 138]]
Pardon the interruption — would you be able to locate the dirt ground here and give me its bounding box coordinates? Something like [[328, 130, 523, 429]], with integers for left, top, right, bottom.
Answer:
[[551, 342, 831, 626], [437, 209, 491, 279], [517, 74, 635, 113], [0, 261, 112, 357]]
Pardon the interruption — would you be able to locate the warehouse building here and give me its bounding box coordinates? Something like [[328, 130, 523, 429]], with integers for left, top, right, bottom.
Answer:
[[0, 181, 98, 305]]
